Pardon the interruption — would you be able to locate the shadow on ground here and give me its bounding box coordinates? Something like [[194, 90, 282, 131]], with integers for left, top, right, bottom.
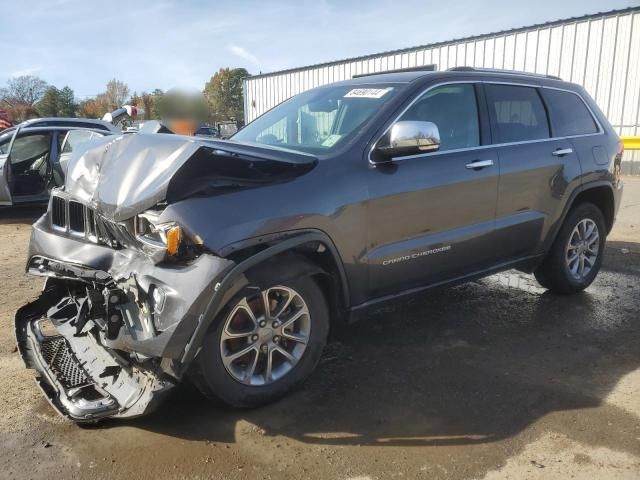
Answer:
[[91, 242, 639, 454], [0, 206, 45, 225]]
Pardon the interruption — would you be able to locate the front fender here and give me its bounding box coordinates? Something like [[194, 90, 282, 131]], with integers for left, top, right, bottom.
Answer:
[[178, 230, 350, 368]]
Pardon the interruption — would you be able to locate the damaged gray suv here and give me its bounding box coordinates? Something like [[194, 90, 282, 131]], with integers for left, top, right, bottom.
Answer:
[[16, 68, 623, 422]]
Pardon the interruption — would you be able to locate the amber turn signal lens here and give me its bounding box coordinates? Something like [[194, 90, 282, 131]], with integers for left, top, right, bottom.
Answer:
[[166, 226, 182, 256]]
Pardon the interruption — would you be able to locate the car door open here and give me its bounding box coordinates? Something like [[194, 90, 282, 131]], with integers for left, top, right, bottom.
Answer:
[[6, 131, 54, 202]]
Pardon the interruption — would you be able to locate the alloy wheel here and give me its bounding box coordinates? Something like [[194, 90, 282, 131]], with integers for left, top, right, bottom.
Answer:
[[565, 218, 599, 280], [219, 286, 311, 386]]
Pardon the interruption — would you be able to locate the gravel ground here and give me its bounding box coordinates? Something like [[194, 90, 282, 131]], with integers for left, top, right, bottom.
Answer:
[[0, 178, 639, 480]]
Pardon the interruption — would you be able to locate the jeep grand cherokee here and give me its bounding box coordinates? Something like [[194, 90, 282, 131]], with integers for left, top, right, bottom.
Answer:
[[15, 67, 623, 422]]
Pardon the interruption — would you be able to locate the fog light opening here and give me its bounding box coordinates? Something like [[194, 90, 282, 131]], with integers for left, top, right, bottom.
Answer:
[[150, 286, 166, 313]]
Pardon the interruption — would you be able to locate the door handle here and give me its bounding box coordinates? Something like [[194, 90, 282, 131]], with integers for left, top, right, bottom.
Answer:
[[465, 159, 494, 169], [552, 148, 573, 157]]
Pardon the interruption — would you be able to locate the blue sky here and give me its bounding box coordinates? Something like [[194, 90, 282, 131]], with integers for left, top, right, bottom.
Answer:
[[1, 0, 636, 98]]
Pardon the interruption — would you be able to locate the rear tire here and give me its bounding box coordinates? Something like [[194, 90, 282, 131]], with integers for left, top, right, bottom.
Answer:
[[190, 267, 329, 408], [534, 202, 606, 294]]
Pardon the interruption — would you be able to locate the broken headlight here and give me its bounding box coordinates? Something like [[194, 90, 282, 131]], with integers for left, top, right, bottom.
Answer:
[[135, 211, 183, 257]]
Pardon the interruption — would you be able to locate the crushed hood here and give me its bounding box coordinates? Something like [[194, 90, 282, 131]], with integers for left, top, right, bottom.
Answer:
[[65, 133, 317, 222]]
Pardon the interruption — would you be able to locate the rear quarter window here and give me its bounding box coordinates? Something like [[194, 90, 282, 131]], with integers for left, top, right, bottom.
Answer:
[[541, 89, 598, 137], [486, 84, 550, 143]]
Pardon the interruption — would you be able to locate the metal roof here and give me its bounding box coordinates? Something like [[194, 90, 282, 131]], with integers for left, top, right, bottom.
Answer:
[[246, 6, 640, 80]]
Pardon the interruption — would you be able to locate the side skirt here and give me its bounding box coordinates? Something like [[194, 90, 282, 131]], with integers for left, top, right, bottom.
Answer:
[[348, 254, 545, 316]]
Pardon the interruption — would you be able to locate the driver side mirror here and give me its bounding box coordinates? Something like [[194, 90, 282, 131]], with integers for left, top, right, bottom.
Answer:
[[373, 120, 440, 162]]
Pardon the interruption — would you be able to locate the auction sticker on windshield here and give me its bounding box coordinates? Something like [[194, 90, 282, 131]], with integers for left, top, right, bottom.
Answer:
[[344, 88, 393, 99]]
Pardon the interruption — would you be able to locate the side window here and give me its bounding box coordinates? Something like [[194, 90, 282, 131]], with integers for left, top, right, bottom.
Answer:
[[9, 134, 52, 172], [486, 85, 550, 143], [400, 84, 480, 151], [541, 89, 598, 137], [62, 130, 98, 154]]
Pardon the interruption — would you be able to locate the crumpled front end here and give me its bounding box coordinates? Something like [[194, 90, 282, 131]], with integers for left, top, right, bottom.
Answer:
[[16, 204, 234, 422], [15, 133, 314, 422], [16, 283, 170, 421]]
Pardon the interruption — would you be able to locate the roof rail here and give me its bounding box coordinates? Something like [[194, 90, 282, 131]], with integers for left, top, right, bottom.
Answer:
[[447, 66, 562, 81], [352, 64, 436, 79]]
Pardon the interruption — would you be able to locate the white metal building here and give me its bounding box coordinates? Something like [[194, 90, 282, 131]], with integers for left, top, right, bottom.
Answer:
[[243, 7, 640, 173]]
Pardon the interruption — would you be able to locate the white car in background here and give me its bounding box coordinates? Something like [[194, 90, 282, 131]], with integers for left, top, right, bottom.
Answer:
[[0, 119, 117, 207], [0, 106, 144, 207]]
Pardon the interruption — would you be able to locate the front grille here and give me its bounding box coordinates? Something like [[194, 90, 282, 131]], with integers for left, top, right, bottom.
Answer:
[[40, 336, 91, 390], [48, 193, 132, 249], [68, 201, 85, 233], [86, 208, 96, 237], [51, 196, 66, 228]]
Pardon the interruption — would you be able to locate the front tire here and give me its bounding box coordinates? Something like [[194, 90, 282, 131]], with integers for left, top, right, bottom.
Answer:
[[534, 202, 606, 294], [191, 270, 329, 408]]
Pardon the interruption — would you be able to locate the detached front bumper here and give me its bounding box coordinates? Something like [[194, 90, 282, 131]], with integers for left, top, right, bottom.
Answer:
[[15, 216, 235, 422], [16, 290, 170, 421]]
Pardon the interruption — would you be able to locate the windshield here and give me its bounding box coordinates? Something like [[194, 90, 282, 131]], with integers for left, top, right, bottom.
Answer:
[[233, 83, 400, 154]]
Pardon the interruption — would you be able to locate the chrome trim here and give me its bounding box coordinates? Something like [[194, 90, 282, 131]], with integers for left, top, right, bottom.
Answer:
[[368, 80, 473, 165], [380, 120, 440, 154], [67, 201, 87, 238], [368, 80, 605, 166], [552, 148, 574, 156], [48, 192, 112, 246], [465, 159, 494, 169], [50, 195, 68, 234]]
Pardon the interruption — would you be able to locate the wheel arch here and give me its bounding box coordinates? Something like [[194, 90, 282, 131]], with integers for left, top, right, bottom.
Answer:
[[571, 184, 615, 234], [179, 230, 350, 369], [544, 181, 616, 254]]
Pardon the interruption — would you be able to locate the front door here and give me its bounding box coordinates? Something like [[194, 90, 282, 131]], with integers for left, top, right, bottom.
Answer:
[[366, 83, 499, 300], [0, 127, 18, 205], [6, 131, 55, 203]]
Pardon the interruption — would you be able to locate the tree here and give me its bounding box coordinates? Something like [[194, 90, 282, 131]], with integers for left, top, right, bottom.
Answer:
[[104, 79, 130, 111], [131, 91, 159, 120], [0, 75, 48, 122], [150, 89, 165, 119], [0, 75, 48, 107], [141, 92, 155, 120], [77, 98, 102, 118], [58, 86, 76, 117], [76, 79, 130, 119], [204, 68, 249, 123], [37, 86, 61, 117], [35, 85, 76, 118]]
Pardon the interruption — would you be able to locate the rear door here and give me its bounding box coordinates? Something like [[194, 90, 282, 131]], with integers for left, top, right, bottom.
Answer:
[[366, 82, 500, 299], [539, 87, 603, 183], [485, 83, 582, 260]]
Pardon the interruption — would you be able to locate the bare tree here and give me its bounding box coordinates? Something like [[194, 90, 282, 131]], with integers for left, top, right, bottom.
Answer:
[[0, 75, 48, 107], [104, 79, 130, 111], [76, 79, 131, 118], [0, 75, 48, 121]]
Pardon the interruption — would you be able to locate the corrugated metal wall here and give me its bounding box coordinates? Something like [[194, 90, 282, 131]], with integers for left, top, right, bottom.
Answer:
[[244, 7, 640, 173]]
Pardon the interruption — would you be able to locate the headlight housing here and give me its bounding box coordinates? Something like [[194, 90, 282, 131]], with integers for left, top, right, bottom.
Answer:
[[135, 211, 184, 258]]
